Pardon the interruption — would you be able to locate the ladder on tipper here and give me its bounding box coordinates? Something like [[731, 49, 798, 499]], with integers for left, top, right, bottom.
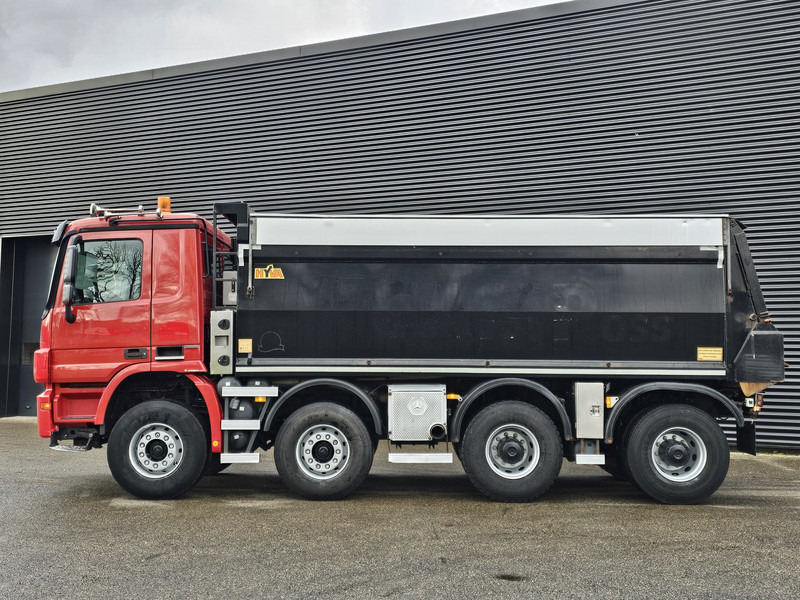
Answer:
[[210, 201, 277, 465]]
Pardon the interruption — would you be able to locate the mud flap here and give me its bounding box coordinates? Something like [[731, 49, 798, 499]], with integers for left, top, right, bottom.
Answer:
[[736, 420, 757, 456]]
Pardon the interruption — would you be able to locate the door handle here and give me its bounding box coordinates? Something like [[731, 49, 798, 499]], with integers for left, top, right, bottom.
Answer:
[[124, 348, 148, 359]]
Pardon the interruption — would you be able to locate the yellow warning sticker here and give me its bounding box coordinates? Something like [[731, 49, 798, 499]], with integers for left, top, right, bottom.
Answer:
[[238, 339, 253, 353], [255, 265, 285, 280], [697, 347, 723, 361]]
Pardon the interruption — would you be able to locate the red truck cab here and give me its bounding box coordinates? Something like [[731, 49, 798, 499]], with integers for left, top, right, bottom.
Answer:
[[34, 201, 228, 450]]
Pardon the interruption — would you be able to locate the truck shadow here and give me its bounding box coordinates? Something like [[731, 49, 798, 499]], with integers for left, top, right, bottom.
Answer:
[[193, 469, 647, 504]]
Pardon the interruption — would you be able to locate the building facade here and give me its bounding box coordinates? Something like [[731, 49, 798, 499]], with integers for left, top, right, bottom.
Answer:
[[2, 0, 799, 447]]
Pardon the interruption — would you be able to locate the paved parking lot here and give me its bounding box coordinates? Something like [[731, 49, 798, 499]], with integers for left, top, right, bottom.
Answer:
[[1, 416, 799, 599]]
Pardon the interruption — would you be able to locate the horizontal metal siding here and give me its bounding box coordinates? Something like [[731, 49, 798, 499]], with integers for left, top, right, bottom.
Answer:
[[1, 0, 799, 447]]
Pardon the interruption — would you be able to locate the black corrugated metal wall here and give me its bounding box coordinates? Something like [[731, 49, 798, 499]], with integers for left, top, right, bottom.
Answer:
[[1, 0, 799, 446]]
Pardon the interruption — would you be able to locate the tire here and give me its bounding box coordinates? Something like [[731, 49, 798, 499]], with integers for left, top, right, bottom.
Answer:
[[461, 401, 563, 502], [274, 403, 373, 500], [624, 405, 729, 504], [107, 401, 208, 499]]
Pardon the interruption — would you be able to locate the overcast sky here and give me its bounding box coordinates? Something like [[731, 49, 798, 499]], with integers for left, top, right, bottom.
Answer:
[[0, 0, 566, 93]]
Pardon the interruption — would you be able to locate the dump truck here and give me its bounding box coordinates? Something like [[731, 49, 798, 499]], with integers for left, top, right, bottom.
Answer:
[[34, 198, 784, 504]]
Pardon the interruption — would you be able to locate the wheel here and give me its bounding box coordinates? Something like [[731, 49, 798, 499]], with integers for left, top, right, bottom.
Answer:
[[460, 401, 563, 502], [624, 405, 729, 504], [107, 401, 208, 499], [274, 403, 373, 500]]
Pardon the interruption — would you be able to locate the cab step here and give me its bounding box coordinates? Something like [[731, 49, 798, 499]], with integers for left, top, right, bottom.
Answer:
[[49, 431, 97, 452], [388, 452, 453, 464], [49, 443, 93, 453], [575, 454, 605, 465], [221, 452, 260, 464], [221, 419, 261, 430]]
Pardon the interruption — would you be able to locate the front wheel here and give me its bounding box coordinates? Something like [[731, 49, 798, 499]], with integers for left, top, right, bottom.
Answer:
[[107, 401, 208, 499], [624, 405, 729, 504], [274, 403, 373, 500], [461, 401, 563, 502]]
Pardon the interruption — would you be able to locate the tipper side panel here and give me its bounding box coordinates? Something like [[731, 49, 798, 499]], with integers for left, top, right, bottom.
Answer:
[[233, 216, 728, 373], [236, 252, 724, 364]]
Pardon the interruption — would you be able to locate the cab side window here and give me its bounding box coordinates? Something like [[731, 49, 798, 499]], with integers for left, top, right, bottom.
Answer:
[[73, 239, 143, 303]]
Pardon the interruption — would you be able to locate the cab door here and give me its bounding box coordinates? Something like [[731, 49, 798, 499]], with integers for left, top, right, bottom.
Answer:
[[50, 231, 152, 383]]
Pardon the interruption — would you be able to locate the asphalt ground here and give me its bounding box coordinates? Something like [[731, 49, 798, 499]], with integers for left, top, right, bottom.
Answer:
[[1, 416, 799, 600]]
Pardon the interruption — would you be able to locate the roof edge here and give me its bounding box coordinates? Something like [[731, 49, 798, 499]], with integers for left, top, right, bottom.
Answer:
[[0, 0, 645, 103]]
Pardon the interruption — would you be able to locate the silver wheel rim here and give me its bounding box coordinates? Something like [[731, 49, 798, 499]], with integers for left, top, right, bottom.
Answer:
[[650, 426, 708, 482], [485, 423, 540, 479], [129, 422, 184, 479], [296, 424, 350, 480]]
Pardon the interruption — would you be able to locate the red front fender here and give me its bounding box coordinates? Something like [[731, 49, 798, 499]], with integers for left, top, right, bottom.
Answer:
[[95, 366, 222, 453]]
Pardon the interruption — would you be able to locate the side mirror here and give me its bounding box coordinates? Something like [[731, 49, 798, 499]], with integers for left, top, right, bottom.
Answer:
[[62, 244, 79, 324], [62, 283, 76, 306], [63, 245, 77, 286]]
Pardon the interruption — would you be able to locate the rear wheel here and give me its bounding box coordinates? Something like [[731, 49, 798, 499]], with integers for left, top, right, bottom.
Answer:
[[461, 401, 562, 502], [107, 401, 207, 499], [274, 403, 373, 500], [625, 405, 729, 504]]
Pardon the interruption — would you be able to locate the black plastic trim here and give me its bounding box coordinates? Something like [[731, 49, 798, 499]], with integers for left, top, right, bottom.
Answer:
[[731, 220, 770, 319], [450, 377, 573, 443], [604, 381, 744, 443], [263, 378, 382, 435]]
